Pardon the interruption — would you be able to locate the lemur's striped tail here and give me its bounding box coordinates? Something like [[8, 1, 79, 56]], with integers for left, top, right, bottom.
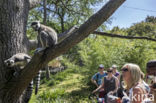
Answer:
[[23, 80, 33, 103], [35, 70, 41, 95]]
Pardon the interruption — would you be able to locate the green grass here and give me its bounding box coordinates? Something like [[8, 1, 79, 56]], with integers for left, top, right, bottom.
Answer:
[[29, 65, 96, 103]]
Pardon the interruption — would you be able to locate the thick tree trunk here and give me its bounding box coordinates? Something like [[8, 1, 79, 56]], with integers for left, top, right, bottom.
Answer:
[[0, 0, 29, 103]]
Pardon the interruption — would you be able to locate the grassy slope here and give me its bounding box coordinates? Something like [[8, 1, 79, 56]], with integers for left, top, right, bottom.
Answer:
[[29, 65, 96, 103]]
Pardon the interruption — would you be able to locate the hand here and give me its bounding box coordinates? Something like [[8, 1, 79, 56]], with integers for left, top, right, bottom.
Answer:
[[108, 91, 114, 95], [92, 90, 97, 94], [99, 88, 104, 92]]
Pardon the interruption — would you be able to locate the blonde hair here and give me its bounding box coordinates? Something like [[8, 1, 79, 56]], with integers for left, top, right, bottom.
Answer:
[[122, 63, 142, 90]]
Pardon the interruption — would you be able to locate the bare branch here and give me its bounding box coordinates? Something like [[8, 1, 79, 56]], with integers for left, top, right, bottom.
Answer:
[[58, 26, 156, 43], [93, 31, 156, 42], [29, 0, 41, 10]]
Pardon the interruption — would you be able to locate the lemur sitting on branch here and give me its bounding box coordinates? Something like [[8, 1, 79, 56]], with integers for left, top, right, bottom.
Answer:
[[31, 21, 58, 94], [31, 21, 58, 52]]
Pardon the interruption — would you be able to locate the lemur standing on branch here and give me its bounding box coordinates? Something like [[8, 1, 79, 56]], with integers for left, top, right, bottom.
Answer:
[[31, 21, 58, 52]]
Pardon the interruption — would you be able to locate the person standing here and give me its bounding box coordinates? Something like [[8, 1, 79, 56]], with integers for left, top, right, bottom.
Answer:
[[91, 64, 107, 98], [112, 64, 120, 81], [92, 68, 119, 102]]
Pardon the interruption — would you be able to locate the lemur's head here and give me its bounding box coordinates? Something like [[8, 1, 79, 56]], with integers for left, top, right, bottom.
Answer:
[[31, 21, 41, 31], [4, 59, 15, 67]]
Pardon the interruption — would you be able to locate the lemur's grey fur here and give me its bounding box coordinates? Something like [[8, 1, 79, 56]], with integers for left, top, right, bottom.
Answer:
[[31, 21, 57, 52], [4, 53, 31, 69]]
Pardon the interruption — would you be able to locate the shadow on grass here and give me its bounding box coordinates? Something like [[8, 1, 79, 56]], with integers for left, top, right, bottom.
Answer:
[[64, 86, 95, 102]]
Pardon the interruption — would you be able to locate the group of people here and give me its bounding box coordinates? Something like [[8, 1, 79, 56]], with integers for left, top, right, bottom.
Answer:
[[91, 62, 156, 103]]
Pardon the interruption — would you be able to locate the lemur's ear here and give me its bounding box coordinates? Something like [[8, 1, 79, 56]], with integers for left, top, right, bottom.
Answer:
[[31, 21, 40, 26]]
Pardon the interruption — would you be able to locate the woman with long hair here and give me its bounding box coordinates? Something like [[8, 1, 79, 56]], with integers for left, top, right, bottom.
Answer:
[[121, 63, 149, 103]]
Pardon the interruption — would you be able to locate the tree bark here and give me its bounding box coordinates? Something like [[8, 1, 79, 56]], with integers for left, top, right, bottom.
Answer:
[[0, 0, 29, 103], [0, 0, 125, 102]]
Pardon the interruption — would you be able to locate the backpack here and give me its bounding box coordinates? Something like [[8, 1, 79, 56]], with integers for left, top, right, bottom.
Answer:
[[96, 73, 99, 85]]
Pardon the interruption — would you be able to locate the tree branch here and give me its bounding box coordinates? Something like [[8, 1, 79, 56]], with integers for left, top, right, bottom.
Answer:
[[58, 26, 78, 43], [58, 27, 156, 43], [93, 31, 156, 42], [28, 40, 37, 50], [29, 0, 41, 10], [4, 0, 125, 97]]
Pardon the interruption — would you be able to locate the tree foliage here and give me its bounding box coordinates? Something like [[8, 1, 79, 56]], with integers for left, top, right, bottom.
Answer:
[[64, 16, 156, 73], [28, 0, 105, 33], [126, 16, 156, 38]]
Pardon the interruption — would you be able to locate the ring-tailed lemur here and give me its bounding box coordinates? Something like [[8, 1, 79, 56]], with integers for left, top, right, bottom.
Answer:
[[4, 53, 31, 68], [31, 21, 58, 52], [31, 21, 58, 94], [4, 53, 33, 103], [4, 53, 31, 76]]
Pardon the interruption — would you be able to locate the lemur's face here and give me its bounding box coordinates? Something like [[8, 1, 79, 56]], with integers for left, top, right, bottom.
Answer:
[[4, 59, 15, 67], [31, 21, 40, 31]]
